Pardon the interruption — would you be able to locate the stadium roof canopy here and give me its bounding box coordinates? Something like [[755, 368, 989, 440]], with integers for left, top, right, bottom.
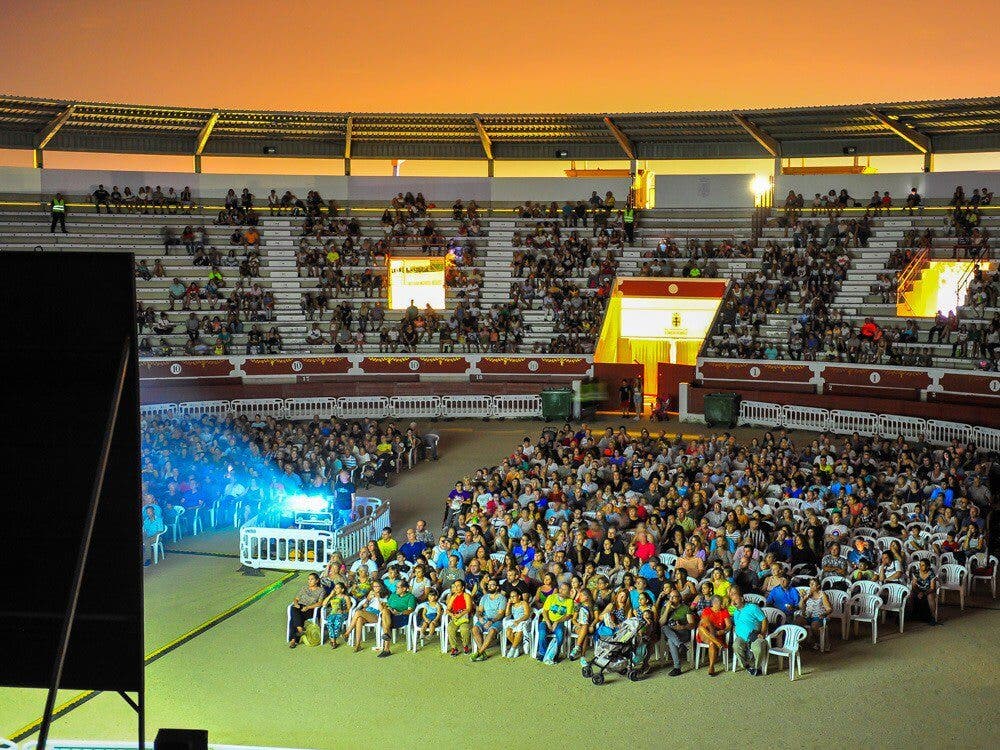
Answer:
[[1, 94, 998, 161]]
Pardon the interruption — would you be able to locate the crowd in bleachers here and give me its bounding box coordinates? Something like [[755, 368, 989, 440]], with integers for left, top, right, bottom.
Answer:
[[141, 413, 429, 565], [287, 425, 995, 671]]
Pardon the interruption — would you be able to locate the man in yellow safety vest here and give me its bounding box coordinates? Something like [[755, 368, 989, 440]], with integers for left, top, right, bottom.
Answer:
[[49, 192, 67, 233]]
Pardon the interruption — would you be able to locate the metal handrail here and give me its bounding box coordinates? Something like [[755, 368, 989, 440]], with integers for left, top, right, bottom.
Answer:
[[895, 248, 929, 316]]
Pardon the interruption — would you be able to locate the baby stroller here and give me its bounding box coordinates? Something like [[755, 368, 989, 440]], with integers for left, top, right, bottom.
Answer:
[[580, 617, 647, 685]]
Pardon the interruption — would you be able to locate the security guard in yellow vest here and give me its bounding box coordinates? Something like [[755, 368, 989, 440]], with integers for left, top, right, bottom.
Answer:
[[623, 203, 636, 246], [49, 192, 67, 233]]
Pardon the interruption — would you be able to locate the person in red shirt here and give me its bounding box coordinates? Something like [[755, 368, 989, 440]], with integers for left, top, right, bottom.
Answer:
[[697, 595, 732, 676], [634, 531, 656, 563]]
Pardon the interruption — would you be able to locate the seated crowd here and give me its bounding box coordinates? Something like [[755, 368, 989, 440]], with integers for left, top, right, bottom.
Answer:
[[287, 425, 994, 674], [140, 413, 428, 565]]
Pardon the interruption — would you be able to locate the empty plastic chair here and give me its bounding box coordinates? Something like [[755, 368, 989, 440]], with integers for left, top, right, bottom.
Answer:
[[764, 624, 808, 680]]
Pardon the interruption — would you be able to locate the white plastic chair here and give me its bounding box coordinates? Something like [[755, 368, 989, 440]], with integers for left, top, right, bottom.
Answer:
[[490, 551, 507, 565], [693, 630, 730, 671], [151, 531, 165, 565], [408, 602, 447, 653], [880, 583, 909, 633], [530, 611, 570, 661], [825, 589, 850, 644], [742, 593, 765, 606], [849, 580, 881, 599], [761, 606, 787, 628], [876, 536, 897, 552], [967, 553, 998, 598], [794, 585, 811, 601], [285, 603, 322, 642], [938, 564, 967, 610], [347, 605, 382, 647], [169, 506, 186, 542], [763, 624, 807, 680], [821, 575, 850, 592], [190, 506, 203, 536], [659, 553, 679, 569], [500, 615, 533, 657], [909, 550, 938, 565], [208, 499, 222, 528], [848, 594, 882, 644]]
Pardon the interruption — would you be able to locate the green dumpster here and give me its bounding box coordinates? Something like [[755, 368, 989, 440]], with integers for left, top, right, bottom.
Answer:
[[540, 388, 574, 422], [703, 392, 741, 428]]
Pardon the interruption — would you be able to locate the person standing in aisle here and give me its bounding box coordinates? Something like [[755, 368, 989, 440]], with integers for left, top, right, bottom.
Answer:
[[632, 377, 644, 421], [49, 192, 68, 233], [623, 201, 636, 246]]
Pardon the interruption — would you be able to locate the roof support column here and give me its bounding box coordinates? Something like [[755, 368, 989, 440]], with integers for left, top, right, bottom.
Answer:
[[731, 112, 780, 158], [33, 103, 76, 169], [194, 154, 202, 174], [923, 152, 934, 173], [866, 108, 933, 163], [603, 116, 635, 161], [344, 115, 353, 176]]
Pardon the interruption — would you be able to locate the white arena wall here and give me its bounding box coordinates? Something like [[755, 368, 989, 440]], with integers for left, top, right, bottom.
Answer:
[[0, 166, 630, 205]]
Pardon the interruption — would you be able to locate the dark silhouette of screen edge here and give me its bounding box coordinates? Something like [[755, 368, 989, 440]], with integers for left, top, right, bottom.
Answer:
[[0, 251, 144, 697]]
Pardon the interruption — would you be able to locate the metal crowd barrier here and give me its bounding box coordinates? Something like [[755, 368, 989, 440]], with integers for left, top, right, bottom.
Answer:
[[828, 409, 880, 436], [781, 405, 830, 432], [389, 395, 441, 420], [738, 400, 783, 427], [736, 400, 997, 451], [337, 396, 391, 419], [284, 396, 338, 420], [493, 394, 543, 419], [239, 526, 339, 571], [441, 394, 496, 419], [141, 394, 542, 421], [238, 502, 391, 571]]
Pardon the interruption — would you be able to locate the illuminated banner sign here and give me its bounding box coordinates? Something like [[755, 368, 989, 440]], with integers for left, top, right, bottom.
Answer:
[[388, 257, 446, 310]]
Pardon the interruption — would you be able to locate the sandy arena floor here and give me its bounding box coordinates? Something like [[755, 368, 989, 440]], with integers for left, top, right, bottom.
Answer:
[[3, 418, 999, 749]]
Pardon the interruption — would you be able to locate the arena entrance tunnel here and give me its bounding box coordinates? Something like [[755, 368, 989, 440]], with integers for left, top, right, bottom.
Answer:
[[594, 277, 727, 407]]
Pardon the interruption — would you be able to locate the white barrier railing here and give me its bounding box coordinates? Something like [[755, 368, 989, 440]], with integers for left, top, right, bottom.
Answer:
[[828, 409, 880, 436], [140, 403, 177, 417], [239, 502, 391, 570], [879, 414, 927, 442], [739, 400, 783, 427], [926, 419, 974, 446], [732, 400, 999, 451], [338, 396, 391, 419], [285, 396, 338, 420], [441, 394, 495, 419], [390, 395, 442, 419], [229, 397, 286, 419], [493, 394, 543, 419], [141, 394, 544, 422], [177, 400, 232, 418], [334, 502, 391, 559], [973, 426, 1000, 454], [239, 526, 339, 571], [782, 405, 829, 431]]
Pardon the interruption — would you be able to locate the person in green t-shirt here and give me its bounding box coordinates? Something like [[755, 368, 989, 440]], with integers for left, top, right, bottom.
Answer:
[[659, 589, 696, 675], [536, 582, 575, 664], [377, 580, 415, 658]]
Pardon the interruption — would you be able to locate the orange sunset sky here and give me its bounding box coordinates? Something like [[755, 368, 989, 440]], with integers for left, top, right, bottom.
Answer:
[[2, 0, 999, 172]]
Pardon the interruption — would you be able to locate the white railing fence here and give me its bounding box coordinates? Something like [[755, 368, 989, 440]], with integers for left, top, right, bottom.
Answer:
[[239, 502, 391, 571], [737, 400, 1000, 450], [141, 394, 543, 421]]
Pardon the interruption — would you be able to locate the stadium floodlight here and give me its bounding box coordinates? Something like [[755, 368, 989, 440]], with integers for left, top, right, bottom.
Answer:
[[750, 175, 771, 197]]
